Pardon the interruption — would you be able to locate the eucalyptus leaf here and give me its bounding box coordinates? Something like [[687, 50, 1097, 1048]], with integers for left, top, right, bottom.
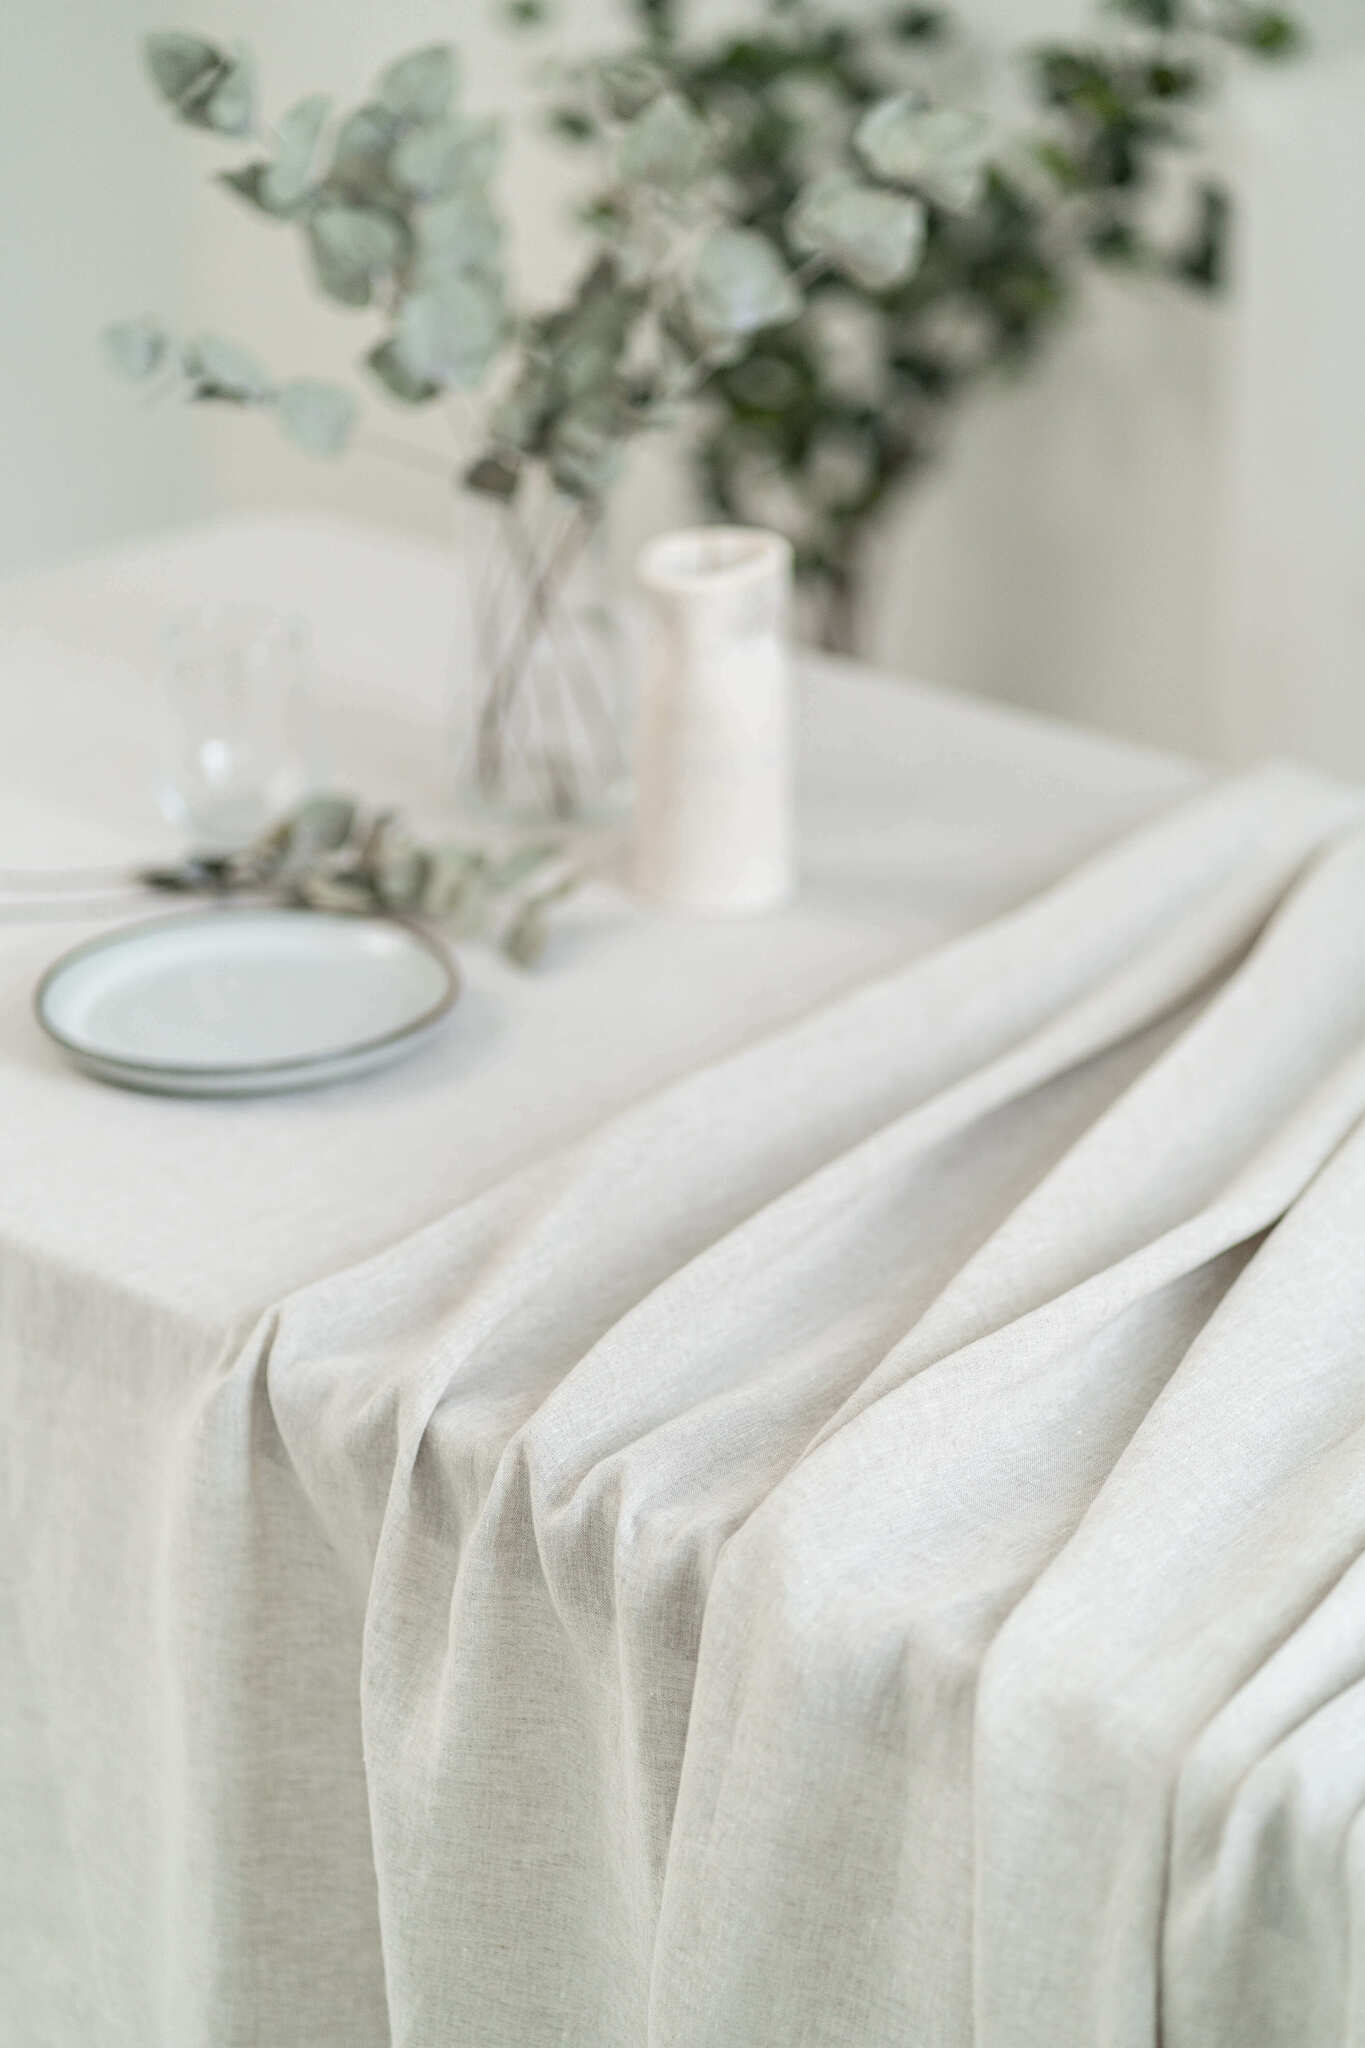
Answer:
[[288, 793, 357, 856], [788, 171, 925, 291], [548, 405, 622, 500], [415, 186, 502, 280], [419, 845, 483, 918], [493, 841, 560, 889], [393, 273, 504, 387], [374, 840, 430, 910], [377, 44, 456, 122], [142, 32, 221, 113], [392, 118, 467, 197], [367, 338, 442, 404], [307, 204, 407, 305], [202, 54, 255, 137], [275, 378, 358, 455], [464, 451, 522, 500], [543, 265, 640, 402], [264, 93, 330, 208], [218, 163, 288, 216], [500, 901, 549, 966], [295, 871, 377, 915], [854, 96, 990, 212], [182, 332, 272, 401], [489, 362, 552, 448], [101, 317, 168, 381], [393, 114, 500, 197], [598, 55, 665, 120], [329, 102, 400, 197], [497, 870, 580, 965], [617, 91, 709, 189], [686, 229, 802, 345]]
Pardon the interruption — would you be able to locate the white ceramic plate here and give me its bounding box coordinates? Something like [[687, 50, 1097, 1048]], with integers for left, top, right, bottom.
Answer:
[[35, 906, 458, 1096]]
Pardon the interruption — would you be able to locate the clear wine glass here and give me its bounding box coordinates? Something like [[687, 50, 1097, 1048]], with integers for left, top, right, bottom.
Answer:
[[159, 604, 324, 850]]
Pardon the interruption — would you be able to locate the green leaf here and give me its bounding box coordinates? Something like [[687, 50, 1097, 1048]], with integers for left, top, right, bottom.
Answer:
[[547, 404, 622, 500], [536, 261, 640, 405], [288, 794, 357, 856], [1169, 179, 1230, 290], [497, 869, 579, 965], [182, 332, 271, 401], [264, 93, 330, 208], [597, 56, 667, 120], [1236, 8, 1302, 55], [854, 96, 990, 212], [366, 338, 442, 404], [886, 6, 948, 40], [788, 172, 925, 292], [1110, 0, 1179, 23], [617, 91, 709, 188], [275, 379, 358, 455], [374, 840, 430, 911], [202, 54, 254, 136], [415, 186, 502, 280], [142, 32, 221, 112], [1033, 140, 1082, 190], [218, 163, 287, 216], [464, 451, 521, 500], [489, 362, 552, 449], [547, 105, 596, 144], [393, 273, 504, 387], [377, 45, 456, 122], [307, 204, 407, 306], [494, 841, 561, 891], [101, 317, 169, 380], [686, 229, 802, 346], [295, 872, 377, 914], [501, 902, 549, 966], [419, 845, 483, 918], [329, 102, 400, 198], [393, 114, 500, 197]]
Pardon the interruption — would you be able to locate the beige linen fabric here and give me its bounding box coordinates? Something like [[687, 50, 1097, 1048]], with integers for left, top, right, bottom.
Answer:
[[7, 762, 1365, 2046]]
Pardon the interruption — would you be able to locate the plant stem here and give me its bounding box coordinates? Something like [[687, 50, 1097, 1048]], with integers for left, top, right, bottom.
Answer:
[[502, 501, 623, 793], [819, 559, 861, 657], [474, 501, 599, 804]]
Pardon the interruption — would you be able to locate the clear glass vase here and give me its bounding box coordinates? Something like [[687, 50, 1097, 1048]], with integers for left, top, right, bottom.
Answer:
[[451, 471, 627, 826]]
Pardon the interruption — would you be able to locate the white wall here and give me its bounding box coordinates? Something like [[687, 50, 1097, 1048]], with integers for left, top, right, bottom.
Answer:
[[5, 0, 1364, 773], [2, 0, 207, 573], [1213, 49, 1365, 769]]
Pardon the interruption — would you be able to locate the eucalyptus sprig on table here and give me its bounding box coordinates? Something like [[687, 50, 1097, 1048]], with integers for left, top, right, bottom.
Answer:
[[141, 794, 581, 967]]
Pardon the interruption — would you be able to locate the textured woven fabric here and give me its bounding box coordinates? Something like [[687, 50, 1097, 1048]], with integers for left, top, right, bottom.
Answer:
[[8, 759, 1365, 2046]]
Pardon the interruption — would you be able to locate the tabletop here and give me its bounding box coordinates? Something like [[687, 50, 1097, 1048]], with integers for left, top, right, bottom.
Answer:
[[0, 513, 1200, 1338]]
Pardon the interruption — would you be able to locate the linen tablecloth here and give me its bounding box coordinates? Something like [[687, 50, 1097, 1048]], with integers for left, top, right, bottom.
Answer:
[[5, 519, 1363, 2048]]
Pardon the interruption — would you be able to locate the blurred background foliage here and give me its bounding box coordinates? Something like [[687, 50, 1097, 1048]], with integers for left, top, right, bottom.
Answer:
[[541, 0, 1301, 648]]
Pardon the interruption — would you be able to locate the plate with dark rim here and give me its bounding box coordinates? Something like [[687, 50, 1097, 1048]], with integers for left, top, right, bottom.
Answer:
[[35, 906, 458, 1096]]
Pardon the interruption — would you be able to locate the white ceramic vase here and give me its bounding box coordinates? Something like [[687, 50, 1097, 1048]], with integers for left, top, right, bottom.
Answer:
[[633, 526, 794, 914]]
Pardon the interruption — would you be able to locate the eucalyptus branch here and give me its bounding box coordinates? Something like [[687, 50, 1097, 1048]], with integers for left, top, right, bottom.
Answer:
[[141, 793, 584, 966]]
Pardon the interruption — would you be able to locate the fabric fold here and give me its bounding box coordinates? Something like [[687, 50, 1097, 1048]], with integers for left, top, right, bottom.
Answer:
[[258, 763, 1365, 2045]]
